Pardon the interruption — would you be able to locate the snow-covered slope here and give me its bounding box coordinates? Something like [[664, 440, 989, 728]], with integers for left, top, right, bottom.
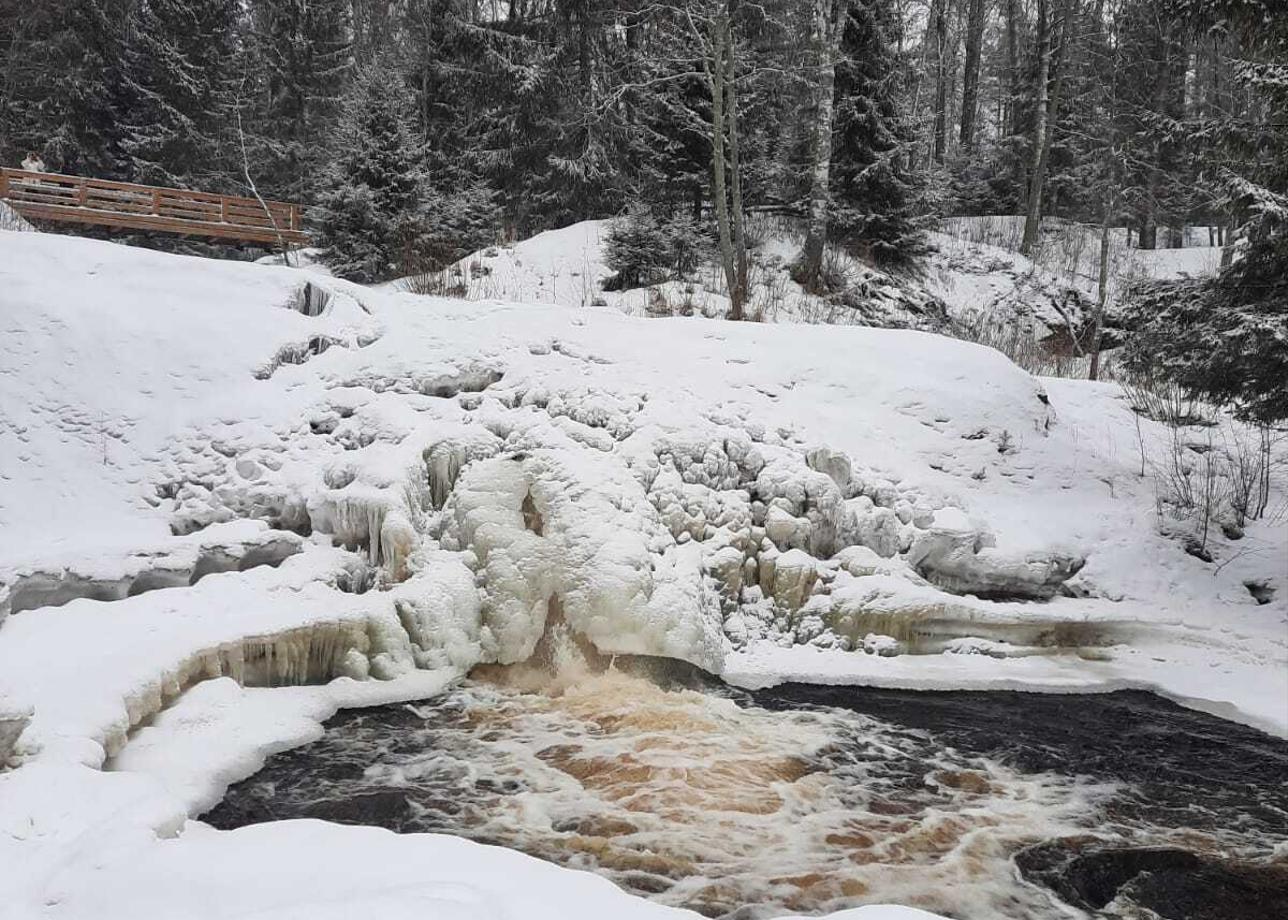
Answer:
[[402, 219, 948, 329], [925, 215, 1223, 341], [399, 214, 1223, 355], [0, 228, 1283, 920]]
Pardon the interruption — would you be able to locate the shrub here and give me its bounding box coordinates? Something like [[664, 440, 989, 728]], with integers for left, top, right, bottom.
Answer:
[[603, 207, 707, 291]]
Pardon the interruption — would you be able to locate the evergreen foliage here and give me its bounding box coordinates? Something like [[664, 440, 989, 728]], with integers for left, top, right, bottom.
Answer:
[[317, 64, 499, 282], [0, 0, 133, 177], [316, 64, 432, 282], [241, 0, 352, 202], [119, 0, 241, 188], [1122, 225, 1288, 425], [829, 1, 926, 268], [603, 207, 708, 290]]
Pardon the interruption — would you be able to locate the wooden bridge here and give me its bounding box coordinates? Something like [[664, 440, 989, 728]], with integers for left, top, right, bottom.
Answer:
[[0, 168, 308, 246]]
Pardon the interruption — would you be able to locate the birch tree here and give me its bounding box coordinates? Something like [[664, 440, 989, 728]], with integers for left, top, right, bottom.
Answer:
[[795, 0, 850, 291]]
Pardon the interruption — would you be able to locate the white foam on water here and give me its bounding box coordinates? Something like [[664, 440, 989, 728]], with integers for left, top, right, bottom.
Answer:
[[226, 634, 1113, 919]]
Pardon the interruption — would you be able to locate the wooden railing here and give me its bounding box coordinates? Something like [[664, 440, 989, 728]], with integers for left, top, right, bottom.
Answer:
[[0, 168, 308, 246]]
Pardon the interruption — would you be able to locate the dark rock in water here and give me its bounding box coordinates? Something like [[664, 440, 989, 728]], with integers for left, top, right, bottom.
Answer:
[[1016, 841, 1288, 920], [300, 790, 415, 828]]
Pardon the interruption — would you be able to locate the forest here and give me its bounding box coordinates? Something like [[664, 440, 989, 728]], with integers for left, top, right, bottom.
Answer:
[[2, 0, 1285, 416]]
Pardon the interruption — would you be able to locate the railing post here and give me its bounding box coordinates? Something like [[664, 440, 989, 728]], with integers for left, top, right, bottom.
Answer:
[[152, 189, 160, 215], [78, 178, 87, 207], [0, 170, 8, 201]]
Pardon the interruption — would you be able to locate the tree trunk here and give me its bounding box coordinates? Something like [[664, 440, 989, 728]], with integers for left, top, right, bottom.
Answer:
[[1089, 186, 1113, 381], [930, 0, 949, 164], [1139, 214, 1157, 250], [1004, 0, 1020, 137], [1022, 0, 1073, 256], [707, 8, 740, 320], [797, 0, 845, 290], [960, 0, 986, 152], [1020, 0, 1052, 255], [724, 9, 748, 311]]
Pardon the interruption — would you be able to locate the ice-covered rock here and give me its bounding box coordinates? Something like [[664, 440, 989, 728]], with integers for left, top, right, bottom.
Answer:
[[841, 497, 905, 558], [908, 511, 1083, 600], [444, 447, 725, 672], [707, 544, 747, 600], [768, 548, 819, 612], [425, 429, 503, 510], [806, 446, 853, 493], [0, 707, 31, 767], [392, 552, 484, 671]]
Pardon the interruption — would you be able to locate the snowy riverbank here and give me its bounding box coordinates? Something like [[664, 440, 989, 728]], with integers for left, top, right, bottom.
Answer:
[[1, 227, 1283, 919]]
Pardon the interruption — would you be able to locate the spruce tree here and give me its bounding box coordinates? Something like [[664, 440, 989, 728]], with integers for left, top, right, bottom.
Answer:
[[243, 0, 352, 202], [120, 0, 241, 189], [1123, 0, 1288, 424], [317, 63, 499, 282], [829, 1, 925, 268], [0, 0, 133, 178]]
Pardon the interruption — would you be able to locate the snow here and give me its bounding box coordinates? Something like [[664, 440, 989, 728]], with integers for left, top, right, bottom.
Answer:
[[401, 214, 1225, 343], [402, 217, 947, 328], [0, 201, 34, 233], [926, 215, 1223, 340], [0, 223, 1284, 919]]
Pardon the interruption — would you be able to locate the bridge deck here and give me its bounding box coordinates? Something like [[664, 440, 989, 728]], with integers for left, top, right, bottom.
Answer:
[[0, 169, 308, 246]]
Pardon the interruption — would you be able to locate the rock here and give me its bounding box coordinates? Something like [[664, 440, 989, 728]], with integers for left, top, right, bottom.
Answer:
[[770, 549, 818, 612], [765, 505, 809, 552], [833, 545, 885, 577], [907, 516, 1084, 600], [862, 633, 904, 657], [841, 498, 903, 558], [806, 447, 852, 493], [707, 545, 745, 598], [0, 708, 32, 767]]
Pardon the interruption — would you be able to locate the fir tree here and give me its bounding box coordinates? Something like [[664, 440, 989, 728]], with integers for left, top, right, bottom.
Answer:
[[317, 63, 499, 282], [0, 0, 133, 178], [243, 0, 352, 202], [120, 0, 241, 188], [829, 1, 925, 268]]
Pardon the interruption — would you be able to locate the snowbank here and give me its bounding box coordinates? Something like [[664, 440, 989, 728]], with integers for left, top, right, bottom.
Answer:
[[0, 227, 1283, 919]]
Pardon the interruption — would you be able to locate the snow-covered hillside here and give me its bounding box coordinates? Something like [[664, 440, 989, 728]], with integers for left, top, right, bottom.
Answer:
[[399, 215, 1223, 351], [0, 229, 1283, 920], [401, 219, 948, 329], [924, 215, 1222, 349]]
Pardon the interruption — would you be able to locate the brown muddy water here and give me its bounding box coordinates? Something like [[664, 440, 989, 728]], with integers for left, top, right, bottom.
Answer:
[[204, 648, 1288, 920]]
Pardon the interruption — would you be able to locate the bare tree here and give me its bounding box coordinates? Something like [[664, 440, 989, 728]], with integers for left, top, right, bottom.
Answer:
[[1020, 0, 1075, 256], [795, 0, 849, 291], [701, 2, 747, 319], [959, 0, 987, 151]]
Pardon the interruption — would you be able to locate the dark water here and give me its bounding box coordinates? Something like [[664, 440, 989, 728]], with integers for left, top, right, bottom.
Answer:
[[753, 683, 1288, 919], [204, 664, 1288, 920]]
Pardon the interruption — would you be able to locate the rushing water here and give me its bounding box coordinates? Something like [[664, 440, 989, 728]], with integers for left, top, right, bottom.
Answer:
[[205, 649, 1288, 920]]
